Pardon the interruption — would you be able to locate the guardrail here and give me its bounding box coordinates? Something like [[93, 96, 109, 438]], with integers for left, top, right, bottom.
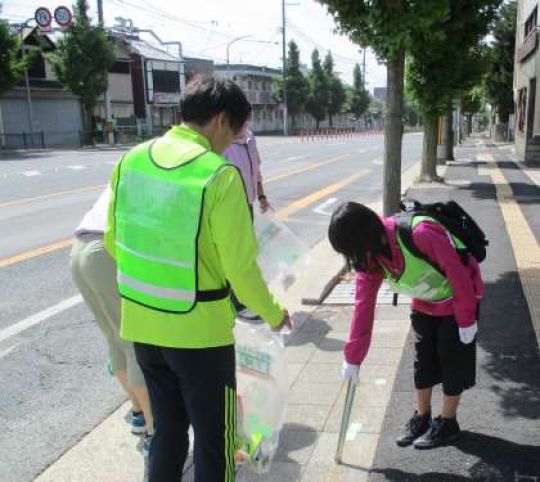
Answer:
[[297, 128, 384, 142], [0, 126, 171, 150]]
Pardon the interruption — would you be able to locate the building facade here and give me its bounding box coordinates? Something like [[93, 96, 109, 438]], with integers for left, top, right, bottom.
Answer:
[[0, 28, 83, 148], [95, 30, 185, 139], [215, 64, 283, 133], [514, 0, 540, 162]]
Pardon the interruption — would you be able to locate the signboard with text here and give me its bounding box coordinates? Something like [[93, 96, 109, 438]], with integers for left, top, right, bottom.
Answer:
[[153, 92, 181, 105]]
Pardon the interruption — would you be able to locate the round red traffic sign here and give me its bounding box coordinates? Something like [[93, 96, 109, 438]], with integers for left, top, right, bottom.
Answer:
[[54, 6, 72, 27], [34, 7, 52, 28]]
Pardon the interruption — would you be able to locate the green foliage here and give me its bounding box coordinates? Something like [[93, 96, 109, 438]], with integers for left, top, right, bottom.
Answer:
[[273, 40, 309, 126], [348, 63, 370, 119], [317, 1, 449, 62], [323, 51, 346, 125], [0, 20, 29, 96], [461, 85, 486, 114], [406, 0, 499, 119], [51, 1, 114, 112], [485, 0, 516, 122], [306, 49, 329, 127]]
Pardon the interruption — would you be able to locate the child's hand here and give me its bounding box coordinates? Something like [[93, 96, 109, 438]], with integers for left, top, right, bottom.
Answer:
[[341, 360, 360, 384], [459, 322, 477, 344]]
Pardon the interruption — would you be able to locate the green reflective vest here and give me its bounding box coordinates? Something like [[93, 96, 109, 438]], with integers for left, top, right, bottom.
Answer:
[[114, 136, 229, 313], [383, 216, 465, 302]]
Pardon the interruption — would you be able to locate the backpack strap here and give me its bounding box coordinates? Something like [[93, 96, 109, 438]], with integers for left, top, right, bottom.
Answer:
[[395, 213, 444, 275]]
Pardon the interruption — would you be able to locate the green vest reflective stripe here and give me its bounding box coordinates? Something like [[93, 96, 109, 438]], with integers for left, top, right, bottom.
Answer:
[[383, 216, 465, 302], [114, 137, 228, 313]]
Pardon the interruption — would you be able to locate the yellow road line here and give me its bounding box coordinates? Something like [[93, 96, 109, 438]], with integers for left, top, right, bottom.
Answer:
[[0, 184, 106, 209], [0, 238, 73, 269], [275, 169, 370, 220], [0, 166, 369, 269], [265, 155, 349, 184], [485, 152, 540, 347]]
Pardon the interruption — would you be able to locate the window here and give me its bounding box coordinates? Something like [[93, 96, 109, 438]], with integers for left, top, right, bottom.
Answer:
[[517, 88, 527, 132], [524, 7, 537, 39], [109, 60, 131, 74], [152, 70, 180, 93]]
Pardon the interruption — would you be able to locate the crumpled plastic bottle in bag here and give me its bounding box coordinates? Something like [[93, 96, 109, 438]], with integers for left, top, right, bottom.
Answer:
[[234, 319, 288, 474], [253, 211, 312, 292]]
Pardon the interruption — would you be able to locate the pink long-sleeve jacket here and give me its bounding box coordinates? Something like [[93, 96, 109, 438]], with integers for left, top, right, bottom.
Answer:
[[344, 217, 484, 365], [222, 129, 262, 205]]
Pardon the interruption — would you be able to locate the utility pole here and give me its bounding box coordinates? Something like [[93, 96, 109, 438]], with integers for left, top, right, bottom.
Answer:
[[23, 46, 35, 143], [281, 0, 288, 136], [362, 48, 366, 88], [97, 0, 113, 144], [97, 0, 104, 25]]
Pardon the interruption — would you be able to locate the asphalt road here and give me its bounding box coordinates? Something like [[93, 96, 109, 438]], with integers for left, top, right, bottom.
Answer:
[[0, 133, 423, 482]]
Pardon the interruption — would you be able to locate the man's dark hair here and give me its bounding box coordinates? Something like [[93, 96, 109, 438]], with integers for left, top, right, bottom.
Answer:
[[180, 75, 251, 133], [328, 202, 387, 272]]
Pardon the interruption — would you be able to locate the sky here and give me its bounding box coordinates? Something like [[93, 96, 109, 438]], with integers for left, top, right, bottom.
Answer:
[[1, 0, 387, 89]]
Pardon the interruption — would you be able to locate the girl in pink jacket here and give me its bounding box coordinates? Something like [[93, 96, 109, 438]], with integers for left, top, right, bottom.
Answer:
[[328, 202, 484, 449]]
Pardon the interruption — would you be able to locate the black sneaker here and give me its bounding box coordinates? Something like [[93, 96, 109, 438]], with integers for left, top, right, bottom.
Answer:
[[396, 411, 432, 447], [413, 415, 461, 449]]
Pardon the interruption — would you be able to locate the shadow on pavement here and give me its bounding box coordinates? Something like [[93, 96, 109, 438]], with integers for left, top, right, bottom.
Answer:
[[456, 431, 540, 480], [371, 431, 540, 480], [479, 269, 540, 421], [0, 150, 53, 161]]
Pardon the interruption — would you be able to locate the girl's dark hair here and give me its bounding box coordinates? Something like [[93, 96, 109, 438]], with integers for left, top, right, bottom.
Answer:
[[328, 202, 386, 272], [180, 75, 252, 134]]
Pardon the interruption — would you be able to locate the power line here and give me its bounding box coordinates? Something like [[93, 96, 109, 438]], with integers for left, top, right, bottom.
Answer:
[[286, 20, 379, 66], [112, 0, 234, 39]]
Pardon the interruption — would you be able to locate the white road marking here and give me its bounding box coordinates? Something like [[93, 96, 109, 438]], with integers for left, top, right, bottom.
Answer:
[[22, 171, 41, 177], [0, 295, 83, 344], [67, 165, 87, 170], [372, 158, 383, 165], [345, 422, 363, 441], [375, 378, 387, 386], [0, 343, 18, 359], [313, 197, 338, 216], [283, 155, 305, 161]]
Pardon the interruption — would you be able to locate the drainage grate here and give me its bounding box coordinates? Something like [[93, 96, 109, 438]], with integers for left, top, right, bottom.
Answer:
[[324, 282, 411, 305]]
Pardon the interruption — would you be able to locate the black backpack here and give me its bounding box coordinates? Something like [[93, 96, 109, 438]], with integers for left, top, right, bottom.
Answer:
[[396, 199, 488, 267]]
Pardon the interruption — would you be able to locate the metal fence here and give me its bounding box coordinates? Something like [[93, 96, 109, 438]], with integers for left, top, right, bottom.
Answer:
[[0, 126, 171, 150]]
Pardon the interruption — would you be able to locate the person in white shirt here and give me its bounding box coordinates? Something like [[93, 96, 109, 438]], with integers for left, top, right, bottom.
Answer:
[[71, 187, 154, 454]]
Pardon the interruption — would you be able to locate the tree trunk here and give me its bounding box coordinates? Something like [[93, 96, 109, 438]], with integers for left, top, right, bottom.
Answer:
[[83, 106, 94, 146], [316, 119, 320, 130], [443, 111, 454, 161], [383, 50, 405, 216], [420, 115, 439, 181], [329, 113, 333, 128], [0, 103, 5, 148]]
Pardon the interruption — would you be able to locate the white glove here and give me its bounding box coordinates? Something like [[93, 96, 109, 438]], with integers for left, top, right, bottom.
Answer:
[[459, 322, 478, 344], [341, 360, 360, 385]]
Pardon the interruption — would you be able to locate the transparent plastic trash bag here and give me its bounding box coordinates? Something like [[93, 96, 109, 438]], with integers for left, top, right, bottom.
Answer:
[[234, 319, 288, 474], [253, 211, 312, 292]]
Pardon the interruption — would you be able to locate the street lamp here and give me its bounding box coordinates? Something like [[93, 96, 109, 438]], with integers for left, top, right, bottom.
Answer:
[[226, 35, 252, 65], [226, 37, 278, 65]]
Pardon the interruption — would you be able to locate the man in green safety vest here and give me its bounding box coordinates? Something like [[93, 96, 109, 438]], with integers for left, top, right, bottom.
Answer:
[[104, 76, 291, 482]]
